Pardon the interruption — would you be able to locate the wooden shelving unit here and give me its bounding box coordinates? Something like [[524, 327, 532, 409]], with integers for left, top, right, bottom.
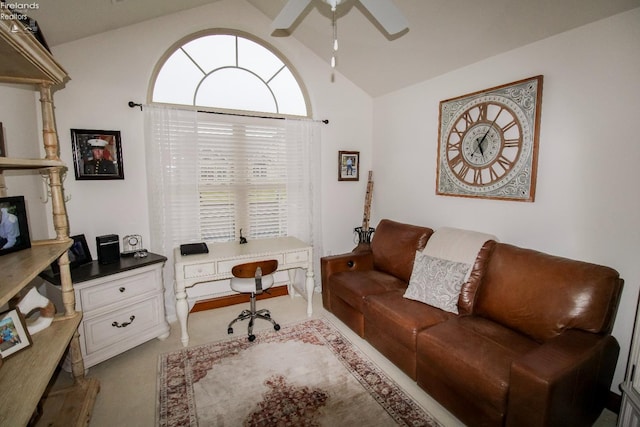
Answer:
[[0, 15, 99, 427]]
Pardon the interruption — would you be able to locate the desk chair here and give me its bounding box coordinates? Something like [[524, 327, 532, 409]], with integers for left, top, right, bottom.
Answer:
[[227, 259, 281, 341]]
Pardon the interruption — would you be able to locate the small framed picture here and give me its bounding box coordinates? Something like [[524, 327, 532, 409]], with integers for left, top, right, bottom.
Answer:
[[0, 309, 32, 359], [50, 234, 93, 274], [0, 196, 31, 256], [71, 129, 124, 180], [0, 122, 6, 157], [338, 151, 359, 181]]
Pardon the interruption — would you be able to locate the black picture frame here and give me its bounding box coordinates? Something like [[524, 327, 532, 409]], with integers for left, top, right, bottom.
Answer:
[[50, 234, 93, 274], [0, 122, 6, 157], [0, 196, 31, 256], [71, 129, 124, 180], [338, 151, 359, 181]]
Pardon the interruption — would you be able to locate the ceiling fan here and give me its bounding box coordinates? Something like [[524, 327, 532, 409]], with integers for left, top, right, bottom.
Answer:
[[272, 0, 409, 36]]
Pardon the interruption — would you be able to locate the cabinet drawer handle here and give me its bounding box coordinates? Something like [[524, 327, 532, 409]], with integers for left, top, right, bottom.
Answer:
[[112, 315, 135, 328], [119, 287, 126, 293]]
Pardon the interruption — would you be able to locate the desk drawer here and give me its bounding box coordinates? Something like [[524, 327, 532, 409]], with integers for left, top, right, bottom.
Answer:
[[79, 270, 158, 312], [217, 254, 284, 275], [285, 250, 308, 264], [183, 262, 216, 279]]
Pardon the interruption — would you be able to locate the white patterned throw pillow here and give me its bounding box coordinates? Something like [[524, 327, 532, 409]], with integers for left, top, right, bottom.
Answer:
[[404, 251, 471, 314]]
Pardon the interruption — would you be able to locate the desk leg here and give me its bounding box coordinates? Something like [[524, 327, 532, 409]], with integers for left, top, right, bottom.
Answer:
[[287, 269, 297, 299], [175, 280, 190, 347], [305, 267, 314, 317]]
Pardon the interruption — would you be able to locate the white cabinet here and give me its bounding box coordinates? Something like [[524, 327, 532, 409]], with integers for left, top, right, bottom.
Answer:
[[619, 299, 640, 426], [44, 254, 170, 370]]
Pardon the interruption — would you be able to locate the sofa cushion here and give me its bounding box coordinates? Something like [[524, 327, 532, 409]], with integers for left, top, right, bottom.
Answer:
[[370, 219, 433, 282], [458, 239, 496, 315], [416, 316, 539, 426], [404, 252, 470, 314], [330, 270, 407, 312], [365, 290, 454, 351], [422, 226, 497, 279], [475, 243, 623, 343]]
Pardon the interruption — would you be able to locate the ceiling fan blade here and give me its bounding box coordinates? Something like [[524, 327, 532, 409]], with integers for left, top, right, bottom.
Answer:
[[272, 0, 313, 30], [359, 0, 408, 35]]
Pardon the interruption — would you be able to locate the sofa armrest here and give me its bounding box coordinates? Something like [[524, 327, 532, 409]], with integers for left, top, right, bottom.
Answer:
[[321, 251, 374, 310], [506, 330, 619, 427]]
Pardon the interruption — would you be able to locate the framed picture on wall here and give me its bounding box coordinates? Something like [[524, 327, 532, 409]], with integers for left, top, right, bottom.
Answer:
[[0, 196, 31, 256], [71, 129, 124, 180], [338, 151, 359, 181]]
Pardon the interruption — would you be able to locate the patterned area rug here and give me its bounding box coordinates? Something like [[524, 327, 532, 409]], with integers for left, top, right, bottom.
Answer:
[[157, 318, 440, 426]]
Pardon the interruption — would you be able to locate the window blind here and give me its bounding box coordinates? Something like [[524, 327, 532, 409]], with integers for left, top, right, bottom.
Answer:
[[145, 105, 323, 312], [145, 106, 318, 250]]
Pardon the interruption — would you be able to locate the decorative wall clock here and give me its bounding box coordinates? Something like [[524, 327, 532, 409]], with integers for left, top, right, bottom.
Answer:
[[436, 76, 543, 201]]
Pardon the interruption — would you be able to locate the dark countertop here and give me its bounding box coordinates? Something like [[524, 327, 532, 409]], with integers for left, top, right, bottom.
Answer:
[[41, 252, 167, 285]]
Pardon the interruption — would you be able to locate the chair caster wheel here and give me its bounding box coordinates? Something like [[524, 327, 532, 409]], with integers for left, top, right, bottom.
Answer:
[[248, 334, 256, 342], [264, 313, 271, 318], [227, 327, 233, 334], [274, 324, 280, 331]]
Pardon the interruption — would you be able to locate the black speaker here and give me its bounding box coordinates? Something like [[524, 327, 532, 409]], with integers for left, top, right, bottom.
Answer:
[[96, 234, 120, 265]]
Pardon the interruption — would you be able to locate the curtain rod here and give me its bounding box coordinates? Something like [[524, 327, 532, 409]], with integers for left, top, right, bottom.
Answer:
[[128, 101, 329, 124]]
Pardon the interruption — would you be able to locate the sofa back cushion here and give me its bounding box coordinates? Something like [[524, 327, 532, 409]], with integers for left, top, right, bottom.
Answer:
[[370, 219, 433, 283], [474, 243, 623, 343]]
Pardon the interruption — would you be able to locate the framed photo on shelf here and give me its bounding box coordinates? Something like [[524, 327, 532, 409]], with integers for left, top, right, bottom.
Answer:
[[50, 234, 92, 274], [0, 196, 31, 256], [0, 309, 32, 359], [338, 151, 359, 181], [71, 129, 124, 180]]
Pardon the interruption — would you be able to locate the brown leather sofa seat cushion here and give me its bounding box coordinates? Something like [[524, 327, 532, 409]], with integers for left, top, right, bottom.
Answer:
[[475, 243, 623, 343], [417, 316, 539, 426], [365, 290, 454, 351], [330, 270, 407, 312], [370, 219, 433, 282]]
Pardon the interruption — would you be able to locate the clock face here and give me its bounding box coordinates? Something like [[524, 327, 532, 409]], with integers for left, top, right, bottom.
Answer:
[[437, 76, 543, 201]]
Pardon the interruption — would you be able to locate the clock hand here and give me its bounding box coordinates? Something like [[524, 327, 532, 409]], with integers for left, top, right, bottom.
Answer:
[[470, 137, 484, 157], [476, 113, 501, 156]]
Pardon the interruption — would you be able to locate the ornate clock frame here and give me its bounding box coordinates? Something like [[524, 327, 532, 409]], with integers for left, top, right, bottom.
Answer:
[[436, 76, 543, 202]]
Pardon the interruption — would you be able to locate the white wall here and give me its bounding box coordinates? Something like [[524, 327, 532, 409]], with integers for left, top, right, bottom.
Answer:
[[45, 0, 372, 317], [371, 8, 640, 392]]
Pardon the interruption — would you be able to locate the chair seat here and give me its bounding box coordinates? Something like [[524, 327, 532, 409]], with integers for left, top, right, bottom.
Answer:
[[230, 275, 274, 293]]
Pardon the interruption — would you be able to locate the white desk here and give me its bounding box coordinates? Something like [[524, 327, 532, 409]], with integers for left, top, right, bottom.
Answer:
[[174, 236, 314, 346]]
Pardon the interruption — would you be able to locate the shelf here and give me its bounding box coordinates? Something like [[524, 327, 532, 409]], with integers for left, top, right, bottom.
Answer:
[[0, 240, 72, 308], [0, 18, 67, 85], [0, 312, 81, 426], [0, 158, 65, 170]]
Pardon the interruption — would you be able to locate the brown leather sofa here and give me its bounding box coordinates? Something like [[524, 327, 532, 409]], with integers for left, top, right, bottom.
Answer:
[[321, 219, 623, 427]]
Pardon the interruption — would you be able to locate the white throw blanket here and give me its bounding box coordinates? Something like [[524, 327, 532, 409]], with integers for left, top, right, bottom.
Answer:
[[422, 227, 498, 277]]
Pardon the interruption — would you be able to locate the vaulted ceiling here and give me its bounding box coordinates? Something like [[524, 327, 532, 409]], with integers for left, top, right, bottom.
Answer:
[[27, 0, 640, 97]]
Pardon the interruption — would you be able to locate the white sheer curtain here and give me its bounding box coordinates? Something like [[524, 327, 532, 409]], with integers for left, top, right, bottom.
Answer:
[[144, 105, 323, 316]]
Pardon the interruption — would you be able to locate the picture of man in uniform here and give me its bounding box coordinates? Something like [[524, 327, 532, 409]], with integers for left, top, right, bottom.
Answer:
[[84, 138, 117, 175]]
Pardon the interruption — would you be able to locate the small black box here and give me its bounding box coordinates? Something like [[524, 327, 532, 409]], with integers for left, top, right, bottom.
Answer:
[[96, 234, 120, 265]]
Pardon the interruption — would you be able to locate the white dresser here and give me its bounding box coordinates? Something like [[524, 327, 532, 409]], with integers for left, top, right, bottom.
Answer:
[[43, 253, 170, 370], [619, 297, 640, 426]]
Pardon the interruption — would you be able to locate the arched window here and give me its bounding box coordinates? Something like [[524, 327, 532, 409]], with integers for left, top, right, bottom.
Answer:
[[146, 30, 319, 251], [150, 30, 309, 117]]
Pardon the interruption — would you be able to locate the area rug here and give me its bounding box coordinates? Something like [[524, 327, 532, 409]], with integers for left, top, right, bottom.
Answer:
[[157, 318, 440, 426]]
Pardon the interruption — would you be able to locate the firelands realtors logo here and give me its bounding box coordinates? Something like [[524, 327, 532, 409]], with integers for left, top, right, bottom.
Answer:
[[0, 2, 40, 33]]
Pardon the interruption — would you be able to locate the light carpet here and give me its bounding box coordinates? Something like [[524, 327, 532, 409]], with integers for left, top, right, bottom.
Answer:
[[157, 318, 440, 426]]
